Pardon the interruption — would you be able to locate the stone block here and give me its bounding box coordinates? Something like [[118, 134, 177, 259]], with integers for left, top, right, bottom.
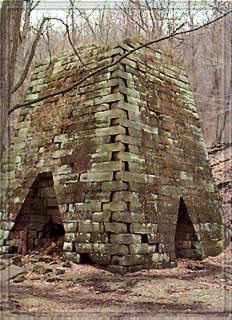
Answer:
[[95, 92, 122, 105], [90, 233, 108, 243], [101, 181, 128, 192], [91, 152, 112, 162], [75, 243, 93, 253], [71, 202, 102, 212], [128, 265, 143, 273], [103, 201, 127, 212], [95, 126, 126, 137], [91, 161, 124, 172], [121, 57, 137, 69], [148, 234, 160, 244], [180, 171, 193, 181], [65, 233, 76, 242], [95, 109, 127, 120], [89, 254, 111, 266], [63, 242, 74, 252], [80, 172, 113, 182], [104, 222, 127, 233], [130, 223, 158, 234], [92, 243, 129, 255], [113, 115, 140, 129], [115, 171, 145, 183], [92, 211, 111, 222], [107, 265, 127, 275], [110, 234, 141, 244], [52, 150, 72, 159], [78, 221, 104, 233], [151, 253, 160, 263], [58, 204, 68, 213], [96, 142, 125, 153], [112, 212, 144, 223], [116, 151, 144, 163], [76, 232, 91, 243], [55, 165, 72, 175], [129, 244, 157, 254], [115, 134, 140, 146], [85, 191, 110, 203], [111, 255, 144, 266], [63, 252, 81, 264], [111, 191, 139, 203]]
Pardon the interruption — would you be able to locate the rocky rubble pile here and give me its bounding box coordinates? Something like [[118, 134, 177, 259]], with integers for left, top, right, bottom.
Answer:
[[0, 252, 76, 285]]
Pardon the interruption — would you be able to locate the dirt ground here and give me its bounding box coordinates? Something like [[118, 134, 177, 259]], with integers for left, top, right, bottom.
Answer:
[[1, 245, 232, 319]]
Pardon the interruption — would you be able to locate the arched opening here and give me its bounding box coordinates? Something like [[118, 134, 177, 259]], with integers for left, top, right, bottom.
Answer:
[[8, 172, 65, 255], [175, 197, 201, 259]]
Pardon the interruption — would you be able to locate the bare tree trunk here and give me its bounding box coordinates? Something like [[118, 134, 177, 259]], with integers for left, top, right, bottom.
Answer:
[[0, 0, 23, 156], [217, 12, 232, 144]]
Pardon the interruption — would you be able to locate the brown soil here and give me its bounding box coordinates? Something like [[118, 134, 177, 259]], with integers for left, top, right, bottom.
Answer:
[[1, 245, 232, 319]]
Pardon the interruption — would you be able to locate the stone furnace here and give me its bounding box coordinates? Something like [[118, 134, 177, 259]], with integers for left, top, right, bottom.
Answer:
[[0, 37, 228, 273]]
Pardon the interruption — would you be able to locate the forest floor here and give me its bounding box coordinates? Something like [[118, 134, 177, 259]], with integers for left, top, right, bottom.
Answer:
[[1, 244, 232, 319]]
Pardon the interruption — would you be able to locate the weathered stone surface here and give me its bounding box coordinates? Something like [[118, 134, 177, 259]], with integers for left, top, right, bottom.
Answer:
[[70, 202, 102, 212], [111, 255, 144, 266], [80, 172, 113, 182], [92, 211, 111, 222], [129, 244, 157, 254], [79, 221, 104, 233], [89, 253, 111, 265], [104, 222, 127, 233], [63, 252, 80, 264], [96, 142, 126, 153], [91, 161, 124, 172], [110, 234, 141, 244], [95, 126, 126, 137], [103, 201, 127, 212], [0, 264, 24, 282], [33, 263, 53, 274], [107, 265, 127, 275], [130, 223, 158, 234], [101, 181, 128, 191], [55, 267, 66, 275], [115, 171, 145, 183], [12, 274, 26, 283], [112, 212, 145, 223], [46, 276, 62, 283]]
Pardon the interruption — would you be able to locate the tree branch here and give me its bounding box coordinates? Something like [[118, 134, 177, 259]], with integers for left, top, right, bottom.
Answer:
[[9, 8, 232, 114], [12, 16, 48, 93], [30, 0, 41, 12], [12, 15, 85, 94], [48, 17, 85, 65]]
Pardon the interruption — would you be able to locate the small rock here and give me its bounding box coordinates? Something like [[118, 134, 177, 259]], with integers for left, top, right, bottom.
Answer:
[[186, 262, 205, 271], [63, 252, 80, 264], [48, 261, 58, 265], [33, 262, 53, 274], [0, 263, 7, 271], [38, 255, 53, 263], [62, 261, 72, 268], [11, 255, 22, 266], [0, 264, 24, 281], [55, 267, 65, 275], [12, 274, 26, 283], [46, 276, 61, 283], [30, 255, 39, 263]]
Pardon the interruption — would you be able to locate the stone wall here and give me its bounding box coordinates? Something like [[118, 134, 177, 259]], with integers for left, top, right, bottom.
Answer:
[[0, 37, 228, 274]]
